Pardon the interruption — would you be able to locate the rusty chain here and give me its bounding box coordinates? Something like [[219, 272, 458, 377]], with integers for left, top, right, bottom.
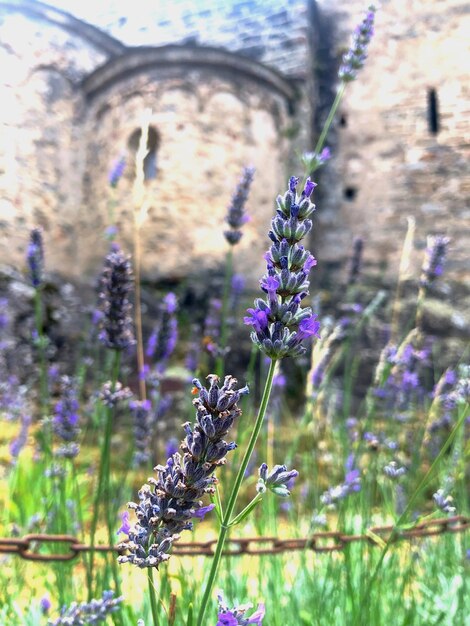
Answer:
[[0, 516, 468, 562]]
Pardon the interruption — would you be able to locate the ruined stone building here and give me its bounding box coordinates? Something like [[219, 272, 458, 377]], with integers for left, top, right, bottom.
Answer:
[[0, 0, 469, 301]]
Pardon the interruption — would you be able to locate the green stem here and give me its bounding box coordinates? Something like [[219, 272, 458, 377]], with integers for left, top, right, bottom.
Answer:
[[148, 568, 159, 626], [313, 82, 346, 158], [86, 350, 121, 600], [34, 287, 48, 418], [196, 358, 277, 626], [215, 249, 233, 379]]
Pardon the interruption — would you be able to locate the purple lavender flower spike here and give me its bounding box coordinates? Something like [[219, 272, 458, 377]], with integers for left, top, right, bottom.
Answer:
[[347, 236, 364, 285], [54, 376, 80, 459], [119, 375, 248, 568], [108, 155, 126, 188], [217, 595, 265, 626], [339, 6, 377, 82], [98, 245, 135, 351], [49, 590, 123, 625], [10, 414, 31, 460], [224, 167, 255, 246], [419, 235, 450, 292], [27, 228, 44, 288], [245, 176, 320, 359], [130, 399, 154, 467], [146, 293, 178, 370]]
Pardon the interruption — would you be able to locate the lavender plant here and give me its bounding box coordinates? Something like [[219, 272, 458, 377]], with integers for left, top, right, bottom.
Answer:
[[302, 5, 377, 177], [49, 590, 123, 626], [119, 375, 248, 623], [217, 167, 255, 377]]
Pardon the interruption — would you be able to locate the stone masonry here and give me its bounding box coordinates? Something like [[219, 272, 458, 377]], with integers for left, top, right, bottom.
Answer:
[[0, 0, 468, 300]]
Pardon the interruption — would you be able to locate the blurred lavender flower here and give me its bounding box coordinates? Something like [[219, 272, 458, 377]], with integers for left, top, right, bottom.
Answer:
[[257, 463, 298, 497], [347, 236, 364, 286], [433, 488, 456, 515], [98, 245, 135, 351], [108, 155, 126, 188], [217, 595, 265, 626], [117, 511, 131, 537], [53, 376, 80, 459], [203, 298, 223, 357], [419, 235, 450, 292], [301, 147, 331, 174], [100, 380, 133, 408], [320, 455, 361, 506], [338, 6, 377, 82], [10, 414, 31, 460], [118, 375, 248, 568], [27, 228, 45, 288], [244, 176, 320, 359], [383, 461, 406, 480], [224, 167, 255, 245], [49, 590, 123, 625], [130, 399, 154, 467], [40, 595, 51, 615], [146, 293, 178, 371], [165, 437, 179, 458], [185, 324, 201, 375]]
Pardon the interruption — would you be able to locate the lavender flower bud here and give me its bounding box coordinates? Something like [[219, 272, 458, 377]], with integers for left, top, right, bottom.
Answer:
[[433, 488, 456, 514], [146, 293, 178, 369], [48, 590, 123, 625], [100, 381, 133, 408], [338, 6, 377, 82], [383, 461, 406, 480], [301, 147, 331, 174], [419, 235, 450, 292], [244, 177, 320, 359], [27, 228, 44, 288], [224, 167, 255, 246], [130, 399, 154, 467], [98, 245, 135, 351], [256, 463, 298, 497], [119, 375, 248, 568], [53, 376, 80, 459]]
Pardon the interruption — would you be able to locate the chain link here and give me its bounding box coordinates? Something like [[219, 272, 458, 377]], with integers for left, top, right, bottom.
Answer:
[[0, 516, 467, 562]]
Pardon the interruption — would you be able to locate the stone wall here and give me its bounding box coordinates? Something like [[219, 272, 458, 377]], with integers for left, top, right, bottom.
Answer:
[[82, 57, 293, 282], [0, 2, 116, 277], [314, 0, 470, 295]]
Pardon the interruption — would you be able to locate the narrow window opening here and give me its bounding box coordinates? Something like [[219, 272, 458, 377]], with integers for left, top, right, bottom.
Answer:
[[343, 186, 357, 201], [128, 125, 159, 181], [339, 113, 348, 128], [427, 88, 440, 135]]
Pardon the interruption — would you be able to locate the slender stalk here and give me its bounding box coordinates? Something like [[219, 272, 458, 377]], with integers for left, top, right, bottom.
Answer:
[[86, 350, 121, 600], [148, 568, 159, 626], [215, 248, 233, 379], [34, 288, 48, 418], [133, 214, 147, 402], [313, 82, 346, 158], [196, 358, 277, 625]]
